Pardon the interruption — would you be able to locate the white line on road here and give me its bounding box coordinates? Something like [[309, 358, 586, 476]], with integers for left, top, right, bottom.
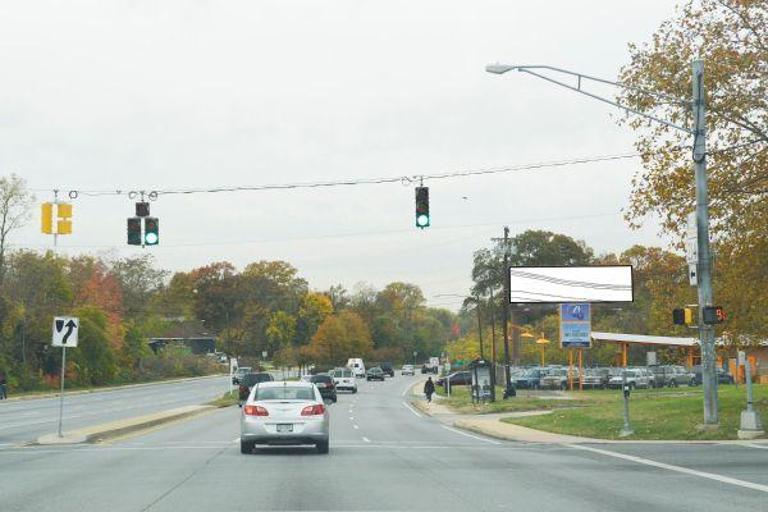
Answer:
[[402, 402, 422, 418], [569, 444, 768, 494], [362, 437, 370, 443], [442, 426, 501, 445], [353, 425, 359, 430], [232, 437, 240, 443], [740, 443, 768, 450]]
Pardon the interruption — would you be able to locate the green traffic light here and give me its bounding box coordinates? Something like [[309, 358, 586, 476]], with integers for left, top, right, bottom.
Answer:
[[416, 214, 430, 228]]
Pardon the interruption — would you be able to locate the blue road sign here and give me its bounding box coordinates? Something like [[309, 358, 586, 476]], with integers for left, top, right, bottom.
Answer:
[[560, 303, 591, 322], [560, 303, 591, 348]]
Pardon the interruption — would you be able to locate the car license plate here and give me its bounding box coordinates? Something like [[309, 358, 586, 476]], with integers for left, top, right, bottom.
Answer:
[[276, 424, 293, 433]]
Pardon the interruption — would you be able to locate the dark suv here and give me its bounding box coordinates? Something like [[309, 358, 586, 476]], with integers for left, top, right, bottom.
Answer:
[[238, 372, 274, 404], [379, 362, 395, 377], [310, 374, 337, 402]]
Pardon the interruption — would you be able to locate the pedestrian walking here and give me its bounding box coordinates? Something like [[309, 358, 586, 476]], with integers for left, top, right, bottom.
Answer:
[[0, 369, 7, 400], [423, 376, 435, 403]]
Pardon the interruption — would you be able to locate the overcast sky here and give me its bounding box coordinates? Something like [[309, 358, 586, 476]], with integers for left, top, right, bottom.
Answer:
[[1, 0, 680, 309]]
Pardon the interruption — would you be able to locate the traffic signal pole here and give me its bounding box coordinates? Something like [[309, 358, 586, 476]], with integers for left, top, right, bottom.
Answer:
[[692, 60, 718, 425]]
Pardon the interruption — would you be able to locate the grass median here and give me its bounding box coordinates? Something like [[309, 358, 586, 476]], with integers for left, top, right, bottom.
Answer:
[[503, 384, 768, 440], [436, 385, 579, 414]]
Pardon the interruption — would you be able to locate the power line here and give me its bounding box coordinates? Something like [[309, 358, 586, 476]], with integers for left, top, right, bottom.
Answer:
[[32, 153, 639, 199]]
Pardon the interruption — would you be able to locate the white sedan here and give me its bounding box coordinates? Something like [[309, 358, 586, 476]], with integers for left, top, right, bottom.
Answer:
[[240, 381, 330, 454]]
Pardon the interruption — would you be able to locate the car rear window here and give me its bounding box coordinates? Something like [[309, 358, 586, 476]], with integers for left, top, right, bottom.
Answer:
[[254, 386, 315, 401], [337, 370, 352, 377], [312, 375, 332, 383]]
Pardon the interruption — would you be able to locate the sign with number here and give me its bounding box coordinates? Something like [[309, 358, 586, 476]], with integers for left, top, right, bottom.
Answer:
[[52, 317, 79, 347], [560, 304, 591, 348]]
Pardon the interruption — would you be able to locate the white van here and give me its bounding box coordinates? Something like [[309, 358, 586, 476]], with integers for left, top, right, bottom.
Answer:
[[347, 358, 366, 378]]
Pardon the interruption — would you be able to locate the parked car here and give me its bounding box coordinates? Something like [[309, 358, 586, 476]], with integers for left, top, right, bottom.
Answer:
[[238, 372, 274, 404], [379, 362, 395, 377], [436, 371, 472, 387], [582, 368, 611, 389], [540, 368, 581, 390], [514, 368, 543, 389], [330, 368, 357, 393], [401, 364, 415, 376], [366, 367, 385, 381], [691, 366, 734, 386], [240, 381, 330, 454], [650, 365, 695, 387], [607, 368, 653, 390], [232, 366, 252, 385], [309, 374, 337, 402]]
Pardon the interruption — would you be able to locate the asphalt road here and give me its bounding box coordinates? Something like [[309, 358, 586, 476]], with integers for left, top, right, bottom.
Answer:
[[1, 374, 767, 511], [0, 375, 230, 445]]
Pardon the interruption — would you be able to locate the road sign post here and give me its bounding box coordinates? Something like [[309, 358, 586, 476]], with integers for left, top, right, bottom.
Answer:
[[52, 316, 79, 438]]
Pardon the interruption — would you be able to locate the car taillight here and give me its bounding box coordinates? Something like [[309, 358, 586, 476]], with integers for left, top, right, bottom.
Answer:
[[243, 405, 269, 416], [301, 404, 325, 416]]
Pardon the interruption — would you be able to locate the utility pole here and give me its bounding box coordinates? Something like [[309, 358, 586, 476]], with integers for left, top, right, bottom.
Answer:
[[475, 298, 485, 360], [488, 288, 497, 402], [495, 226, 513, 398], [692, 59, 718, 425]]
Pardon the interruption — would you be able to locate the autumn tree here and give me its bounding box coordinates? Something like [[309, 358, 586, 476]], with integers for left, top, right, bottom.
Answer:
[[308, 311, 372, 367], [0, 174, 34, 286], [619, 0, 767, 243]]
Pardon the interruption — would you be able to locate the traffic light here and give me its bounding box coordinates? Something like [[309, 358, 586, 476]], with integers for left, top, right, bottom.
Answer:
[[415, 186, 430, 229], [672, 308, 694, 325], [127, 217, 141, 245], [41, 203, 54, 234], [703, 306, 726, 325], [144, 217, 159, 246]]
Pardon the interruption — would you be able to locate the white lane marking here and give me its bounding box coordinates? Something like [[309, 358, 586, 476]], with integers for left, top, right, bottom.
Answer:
[[349, 417, 354, 421], [232, 437, 240, 443], [402, 402, 422, 418], [569, 444, 768, 494], [442, 426, 501, 445], [362, 437, 371, 443], [353, 425, 359, 430], [741, 443, 768, 450]]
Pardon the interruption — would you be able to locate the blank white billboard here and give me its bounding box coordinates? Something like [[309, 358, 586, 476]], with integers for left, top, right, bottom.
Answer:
[[508, 265, 633, 304]]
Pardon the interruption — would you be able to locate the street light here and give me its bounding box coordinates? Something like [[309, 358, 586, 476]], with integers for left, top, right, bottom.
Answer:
[[536, 333, 550, 367], [486, 60, 720, 425]]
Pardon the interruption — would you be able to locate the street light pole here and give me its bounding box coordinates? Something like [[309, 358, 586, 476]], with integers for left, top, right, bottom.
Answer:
[[691, 59, 718, 425], [486, 60, 719, 423]]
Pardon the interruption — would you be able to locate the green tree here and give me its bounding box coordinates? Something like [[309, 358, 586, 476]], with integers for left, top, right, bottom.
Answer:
[[266, 311, 297, 353]]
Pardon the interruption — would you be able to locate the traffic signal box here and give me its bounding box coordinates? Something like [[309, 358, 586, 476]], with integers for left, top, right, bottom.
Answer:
[[673, 306, 726, 325], [703, 306, 726, 325], [144, 217, 159, 246], [127, 217, 142, 245], [672, 308, 694, 325], [415, 186, 430, 229]]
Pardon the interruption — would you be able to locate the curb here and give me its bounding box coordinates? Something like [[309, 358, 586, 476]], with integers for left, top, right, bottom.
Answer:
[[3, 374, 227, 404], [36, 405, 216, 445]]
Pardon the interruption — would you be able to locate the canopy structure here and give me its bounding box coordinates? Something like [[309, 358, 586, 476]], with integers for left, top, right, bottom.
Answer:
[[591, 331, 698, 367]]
